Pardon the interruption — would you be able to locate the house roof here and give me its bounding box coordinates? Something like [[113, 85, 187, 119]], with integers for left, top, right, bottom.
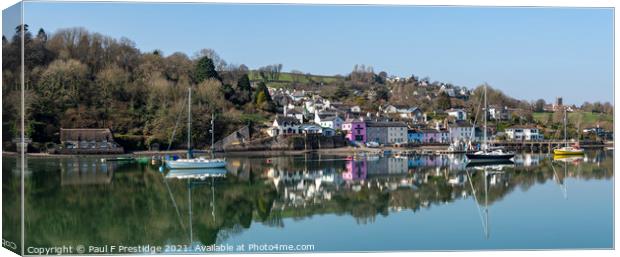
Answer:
[[506, 125, 538, 129], [366, 121, 407, 128], [275, 116, 301, 125], [321, 116, 342, 122], [60, 128, 114, 142]]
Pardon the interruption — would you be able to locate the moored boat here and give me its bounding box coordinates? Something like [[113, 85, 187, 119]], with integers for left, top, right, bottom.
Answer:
[[466, 84, 515, 162], [164, 88, 227, 169], [553, 107, 584, 156]]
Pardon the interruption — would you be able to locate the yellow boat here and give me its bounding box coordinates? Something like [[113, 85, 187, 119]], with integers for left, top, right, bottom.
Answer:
[[553, 108, 585, 156], [553, 146, 584, 155]]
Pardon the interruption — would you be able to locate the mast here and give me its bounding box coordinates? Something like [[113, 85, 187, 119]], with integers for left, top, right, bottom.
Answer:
[[483, 84, 487, 151], [564, 107, 568, 147], [211, 113, 215, 159], [187, 87, 192, 158]]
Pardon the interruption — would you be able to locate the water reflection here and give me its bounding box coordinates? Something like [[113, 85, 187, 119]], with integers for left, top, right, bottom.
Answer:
[[4, 150, 613, 251]]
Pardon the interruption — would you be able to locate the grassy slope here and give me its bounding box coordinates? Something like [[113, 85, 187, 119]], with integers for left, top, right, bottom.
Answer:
[[532, 111, 613, 126]]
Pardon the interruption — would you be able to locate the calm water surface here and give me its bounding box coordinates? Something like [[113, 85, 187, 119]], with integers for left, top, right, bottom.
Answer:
[[2, 150, 614, 253]]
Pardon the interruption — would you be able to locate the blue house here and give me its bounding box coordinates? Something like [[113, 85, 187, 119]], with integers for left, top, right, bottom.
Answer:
[[408, 129, 423, 144]]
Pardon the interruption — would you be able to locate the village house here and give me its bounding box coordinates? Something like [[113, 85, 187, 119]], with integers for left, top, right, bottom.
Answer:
[[314, 110, 344, 130], [283, 106, 305, 123], [504, 125, 544, 141], [420, 129, 450, 144], [446, 108, 467, 121], [268, 116, 301, 137], [488, 105, 512, 121], [447, 122, 476, 143], [381, 104, 424, 122], [59, 128, 123, 154], [342, 118, 367, 143], [290, 90, 307, 102], [366, 121, 408, 145], [408, 129, 423, 144]]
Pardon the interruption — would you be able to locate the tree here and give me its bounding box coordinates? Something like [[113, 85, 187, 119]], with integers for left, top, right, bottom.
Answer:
[[534, 99, 546, 112], [435, 92, 452, 110], [254, 82, 274, 112], [194, 48, 227, 71], [195, 56, 221, 83]]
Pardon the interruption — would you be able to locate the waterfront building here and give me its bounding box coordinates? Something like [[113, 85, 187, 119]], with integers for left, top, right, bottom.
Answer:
[[342, 118, 367, 143], [59, 128, 123, 154], [366, 121, 408, 145], [447, 122, 476, 143], [268, 116, 301, 136], [420, 129, 450, 144], [408, 129, 423, 144], [504, 125, 544, 141]]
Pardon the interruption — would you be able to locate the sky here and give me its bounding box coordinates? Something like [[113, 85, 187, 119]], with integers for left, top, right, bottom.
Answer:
[[4, 2, 614, 104]]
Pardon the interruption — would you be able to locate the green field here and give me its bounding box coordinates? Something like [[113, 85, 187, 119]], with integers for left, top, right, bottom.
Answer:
[[249, 71, 342, 85], [533, 111, 612, 126]]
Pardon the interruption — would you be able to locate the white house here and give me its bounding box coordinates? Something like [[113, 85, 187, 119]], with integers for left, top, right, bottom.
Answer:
[[446, 108, 467, 121], [350, 105, 362, 113], [314, 110, 343, 130], [290, 90, 307, 102], [268, 116, 301, 137], [448, 122, 476, 142], [488, 105, 511, 121], [505, 125, 544, 141]]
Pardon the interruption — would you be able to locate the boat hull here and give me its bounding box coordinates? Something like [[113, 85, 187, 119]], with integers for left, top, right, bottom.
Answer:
[[166, 159, 227, 169], [466, 153, 515, 161], [553, 149, 584, 155]]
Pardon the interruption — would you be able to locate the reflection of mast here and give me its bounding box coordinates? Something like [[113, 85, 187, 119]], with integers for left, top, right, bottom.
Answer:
[[484, 169, 489, 240], [550, 161, 568, 199], [465, 169, 489, 239], [188, 179, 193, 244]]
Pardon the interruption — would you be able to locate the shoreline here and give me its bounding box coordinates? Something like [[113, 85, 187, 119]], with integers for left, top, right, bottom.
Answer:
[[3, 143, 610, 158]]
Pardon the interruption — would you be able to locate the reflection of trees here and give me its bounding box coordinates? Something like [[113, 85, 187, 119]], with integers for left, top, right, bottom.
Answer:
[[4, 151, 613, 248], [2, 157, 21, 254]]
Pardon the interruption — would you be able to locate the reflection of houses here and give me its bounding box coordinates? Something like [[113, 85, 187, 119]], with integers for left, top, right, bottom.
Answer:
[[60, 159, 114, 186], [268, 168, 342, 208], [344, 157, 367, 181], [59, 128, 123, 154]]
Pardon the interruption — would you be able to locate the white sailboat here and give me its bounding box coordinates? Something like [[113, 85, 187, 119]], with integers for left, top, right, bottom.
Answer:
[[466, 84, 515, 162], [166, 88, 227, 169]]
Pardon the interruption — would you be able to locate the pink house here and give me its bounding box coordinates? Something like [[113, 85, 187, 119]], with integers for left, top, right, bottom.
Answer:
[[342, 118, 366, 143], [420, 129, 449, 143], [343, 156, 367, 181]]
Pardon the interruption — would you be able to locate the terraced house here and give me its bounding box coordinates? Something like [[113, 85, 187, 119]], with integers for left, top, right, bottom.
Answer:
[[366, 121, 408, 145]]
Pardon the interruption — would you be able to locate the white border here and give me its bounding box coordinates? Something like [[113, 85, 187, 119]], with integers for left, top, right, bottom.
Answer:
[[0, 1, 617, 257]]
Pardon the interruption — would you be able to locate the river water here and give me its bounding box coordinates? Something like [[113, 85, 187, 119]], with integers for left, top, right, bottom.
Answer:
[[2, 150, 613, 253]]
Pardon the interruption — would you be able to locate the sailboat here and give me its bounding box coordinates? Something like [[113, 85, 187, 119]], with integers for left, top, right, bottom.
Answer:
[[553, 107, 584, 156], [166, 88, 227, 169], [466, 84, 514, 162]]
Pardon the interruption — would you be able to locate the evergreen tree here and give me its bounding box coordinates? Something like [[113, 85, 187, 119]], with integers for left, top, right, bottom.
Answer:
[[195, 56, 221, 83]]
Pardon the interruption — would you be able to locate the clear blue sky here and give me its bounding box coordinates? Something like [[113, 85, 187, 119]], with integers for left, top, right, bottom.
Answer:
[[7, 2, 615, 104]]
